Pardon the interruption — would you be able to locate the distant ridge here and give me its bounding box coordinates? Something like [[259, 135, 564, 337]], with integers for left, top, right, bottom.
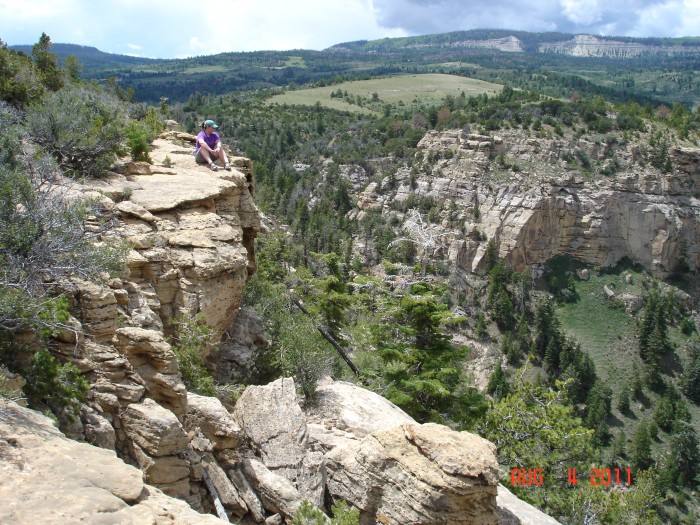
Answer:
[[9, 43, 160, 70], [539, 34, 700, 58], [329, 29, 700, 58]]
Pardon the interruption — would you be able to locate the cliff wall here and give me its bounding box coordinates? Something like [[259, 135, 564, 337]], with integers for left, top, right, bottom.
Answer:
[[48, 132, 262, 510], [357, 128, 700, 279]]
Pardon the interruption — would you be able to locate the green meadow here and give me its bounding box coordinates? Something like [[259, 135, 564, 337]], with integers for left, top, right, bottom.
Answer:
[[266, 73, 503, 114]]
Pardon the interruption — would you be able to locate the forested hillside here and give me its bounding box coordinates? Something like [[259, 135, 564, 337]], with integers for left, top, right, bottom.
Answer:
[[17, 29, 700, 109]]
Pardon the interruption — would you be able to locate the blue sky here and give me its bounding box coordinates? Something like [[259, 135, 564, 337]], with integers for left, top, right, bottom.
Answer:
[[1, 0, 699, 59]]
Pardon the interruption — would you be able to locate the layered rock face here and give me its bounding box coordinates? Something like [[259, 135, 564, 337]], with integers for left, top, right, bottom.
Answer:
[[538, 34, 697, 59], [375, 129, 700, 278], [230, 377, 501, 525], [46, 132, 262, 511]]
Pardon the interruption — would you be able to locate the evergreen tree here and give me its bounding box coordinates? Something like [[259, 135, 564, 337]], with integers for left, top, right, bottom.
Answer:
[[533, 298, 561, 359], [617, 386, 630, 413], [478, 374, 593, 518], [474, 311, 488, 340], [668, 421, 699, 486], [585, 381, 612, 445], [512, 313, 530, 363], [31, 33, 63, 92], [630, 421, 653, 471], [611, 429, 627, 467], [681, 343, 700, 402], [375, 284, 486, 428], [638, 291, 672, 370], [492, 289, 515, 332], [487, 361, 509, 400]]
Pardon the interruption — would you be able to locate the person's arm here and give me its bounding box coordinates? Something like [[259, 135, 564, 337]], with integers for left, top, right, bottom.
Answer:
[[196, 132, 209, 151], [198, 133, 217, 153]]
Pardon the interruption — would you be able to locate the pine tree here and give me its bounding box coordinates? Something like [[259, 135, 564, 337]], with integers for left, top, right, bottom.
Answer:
[[533, 298, 561, 358], [617, 386, 630, 413], [487, 361, 509, 400], [630, 421, 653, 471], [681, 343, 700, 402], [31, 33, 63, 92], [668, 421, 699, 486], [585, 381, 612, 445], [377, 285, 486, 428]]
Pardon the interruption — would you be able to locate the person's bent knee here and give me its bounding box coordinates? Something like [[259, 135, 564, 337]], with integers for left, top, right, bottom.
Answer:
[[195, 149, 210, 164]]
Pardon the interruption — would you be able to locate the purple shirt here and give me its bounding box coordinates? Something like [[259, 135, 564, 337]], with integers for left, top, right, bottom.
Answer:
[[195, 130, 220, 156]]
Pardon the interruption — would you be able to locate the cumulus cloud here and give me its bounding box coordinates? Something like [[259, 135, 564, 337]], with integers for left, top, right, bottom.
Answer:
[[372, 0, 700, 39], [560, 0, 604, 26]]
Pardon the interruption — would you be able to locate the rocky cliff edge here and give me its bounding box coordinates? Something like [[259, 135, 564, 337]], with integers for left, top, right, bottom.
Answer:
[[3, 132, 559, 524]]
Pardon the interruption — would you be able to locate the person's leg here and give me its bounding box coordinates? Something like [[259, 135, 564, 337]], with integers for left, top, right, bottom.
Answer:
[[196, 148, 213, 164], [220, 148, 230, 170], [196, 148, 219, 170]]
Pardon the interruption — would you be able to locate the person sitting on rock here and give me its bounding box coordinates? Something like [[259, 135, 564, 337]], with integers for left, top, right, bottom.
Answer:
[[195, 119, 230, 171]]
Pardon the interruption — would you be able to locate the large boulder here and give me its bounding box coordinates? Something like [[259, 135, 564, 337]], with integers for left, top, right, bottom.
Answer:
[[234, 377, 307, 470], [121, 398, 189, 457], [307, 378, 415, 437], [234, 377, 325, 507], [238, 458, 302, 519], [0, 400, 225, 525], [184, 392, 243, 450], [320, 422, 499, 525], [201, 453, 247, 514]]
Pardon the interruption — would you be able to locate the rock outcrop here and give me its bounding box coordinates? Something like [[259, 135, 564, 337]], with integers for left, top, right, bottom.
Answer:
[[227, 377, 502, 524], [0, 400, 226, 525], [380, 128, 700, 277], [407, 36, 524, 53], [539, 34, 698, 59], [44, 131, 262, 512], [307, 378, 558, 525]]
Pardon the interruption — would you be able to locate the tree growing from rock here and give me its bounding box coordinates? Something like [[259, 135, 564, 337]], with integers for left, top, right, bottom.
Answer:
[[371, 282, 486, 428]]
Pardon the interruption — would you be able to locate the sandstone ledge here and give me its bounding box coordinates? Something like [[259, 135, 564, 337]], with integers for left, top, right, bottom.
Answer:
[[0, 400, 226, 525]]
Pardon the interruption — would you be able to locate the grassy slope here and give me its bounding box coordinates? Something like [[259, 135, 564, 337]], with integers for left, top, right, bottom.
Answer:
[[266, 73, 503, 114], [555, 261, 700, 447]]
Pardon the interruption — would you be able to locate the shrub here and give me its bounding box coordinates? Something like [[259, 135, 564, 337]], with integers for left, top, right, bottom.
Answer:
[[278, 314, 335, 401], [291, 500, 359, 525], [292, 501, 329, 525], [22, 349, 88, 419], [167, 313, 217, 396], [0, 109, 126, 333], [0, 42, 46, 106], [125, 120, 152, 161], [27, 86, 127, 178]]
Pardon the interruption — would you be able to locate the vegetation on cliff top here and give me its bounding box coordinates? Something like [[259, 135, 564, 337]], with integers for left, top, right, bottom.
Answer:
[[0, 35, 159, 418]]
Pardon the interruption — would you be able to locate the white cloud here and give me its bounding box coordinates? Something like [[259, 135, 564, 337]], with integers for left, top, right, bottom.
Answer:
[[631, 0, 700, 37], [560, 0, 604, 26], [0, 0, 75, 20]]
